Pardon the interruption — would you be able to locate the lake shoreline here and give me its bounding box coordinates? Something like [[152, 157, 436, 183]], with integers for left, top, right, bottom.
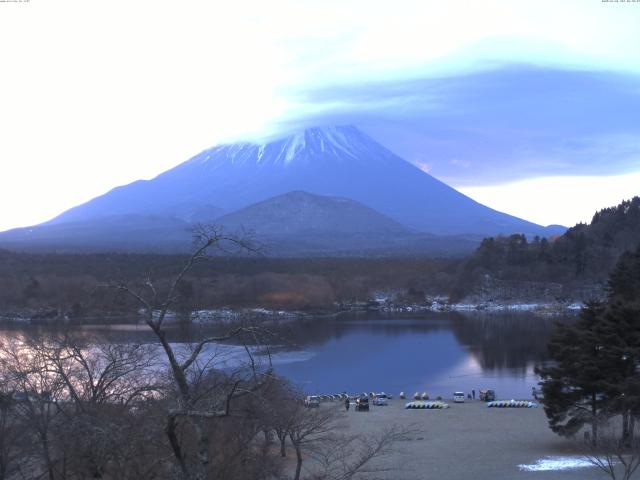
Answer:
[[0, 299, 582, 326]]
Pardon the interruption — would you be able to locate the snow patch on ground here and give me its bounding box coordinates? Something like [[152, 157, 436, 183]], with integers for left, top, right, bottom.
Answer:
[[518, 456, 594, 472]]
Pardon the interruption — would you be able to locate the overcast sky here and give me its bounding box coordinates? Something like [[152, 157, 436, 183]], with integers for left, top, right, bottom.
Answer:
[[1, 0, 639, 231]]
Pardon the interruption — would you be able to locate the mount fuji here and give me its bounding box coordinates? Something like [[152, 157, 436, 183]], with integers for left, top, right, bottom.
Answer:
[[0, 125, 564, 254]]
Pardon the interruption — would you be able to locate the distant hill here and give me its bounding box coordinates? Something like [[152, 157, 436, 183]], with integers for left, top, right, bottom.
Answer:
[[216, 191, 404, 236], [217, 191, 407, 236], [215, 191, 478, 256], [0, 215, 193, 253], [0, 192, 480, 256]]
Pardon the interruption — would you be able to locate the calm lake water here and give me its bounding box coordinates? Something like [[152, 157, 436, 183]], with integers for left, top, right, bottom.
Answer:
[[0, 311, 570, 400]]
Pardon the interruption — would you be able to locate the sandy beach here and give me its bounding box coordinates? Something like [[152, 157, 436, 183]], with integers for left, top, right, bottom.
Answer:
[[331, 399, 604, 480]]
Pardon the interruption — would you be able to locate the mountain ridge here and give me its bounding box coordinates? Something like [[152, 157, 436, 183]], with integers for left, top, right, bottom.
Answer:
[[0, 191, 480, 256], [1, 125, 565, 254], [44, 125, 563, 238]]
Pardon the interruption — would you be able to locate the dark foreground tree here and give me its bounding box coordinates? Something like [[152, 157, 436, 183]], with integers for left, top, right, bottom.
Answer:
[[0, 334, 164, 480], [0, 389, 25, 480], [537, 244, 640, 445], [106, 225, 278, 479], [536, 301, 609, 442], [601, 245, 640, 445]]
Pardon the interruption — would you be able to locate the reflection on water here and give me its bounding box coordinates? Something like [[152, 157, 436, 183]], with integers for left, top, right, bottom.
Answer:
[[449, 313, 556, 372], [271, 312, 566, 398], [0, 311, 571, 400]]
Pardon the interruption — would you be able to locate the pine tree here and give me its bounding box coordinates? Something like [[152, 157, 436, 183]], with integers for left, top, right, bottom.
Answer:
[[601, 245, 640, 444], [537, 244, 640, 445], [536, 301, 609, 443]]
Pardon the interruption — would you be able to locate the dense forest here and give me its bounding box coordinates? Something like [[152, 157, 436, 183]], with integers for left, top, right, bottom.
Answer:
[[1, 197, 639, 318], [0, 252, 460, 318], [452, 197, 640, 301]]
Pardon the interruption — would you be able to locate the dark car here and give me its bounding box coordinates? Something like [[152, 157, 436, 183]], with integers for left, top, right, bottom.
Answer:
[[479, 389, 496, 402], [355, 396, 369, 412]]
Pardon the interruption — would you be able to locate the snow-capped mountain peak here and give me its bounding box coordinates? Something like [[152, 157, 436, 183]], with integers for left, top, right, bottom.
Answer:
[[41, 124, 562, 240], [192, 125, 396, 169], [279, 126, 361, 162]]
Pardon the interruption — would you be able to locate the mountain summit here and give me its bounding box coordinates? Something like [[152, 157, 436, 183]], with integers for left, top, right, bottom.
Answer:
[[45, 125, 560, 239], [192, 125, 393, 169]]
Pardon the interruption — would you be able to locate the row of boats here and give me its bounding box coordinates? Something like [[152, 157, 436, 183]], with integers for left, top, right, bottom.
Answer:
[[405, 401, 449, 409], [404, 400, 539, 409], [487, 400, 538, 408], [308, 393, 538, 410]]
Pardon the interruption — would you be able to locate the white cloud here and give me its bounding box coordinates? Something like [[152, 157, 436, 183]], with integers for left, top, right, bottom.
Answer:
[[0, 0, 638, 230], [458, 172, 640, 227]]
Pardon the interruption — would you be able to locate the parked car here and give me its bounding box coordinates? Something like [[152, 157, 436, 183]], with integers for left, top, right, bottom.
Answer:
[[373, 393, 389, 406], [453, 392, 465, 403], [304, 395, 320, 408], [479, 389, 496, 402], [355, 396, 370, 411]]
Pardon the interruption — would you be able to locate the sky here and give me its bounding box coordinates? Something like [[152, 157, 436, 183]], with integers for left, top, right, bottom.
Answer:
[[0, 0, 639, 231]]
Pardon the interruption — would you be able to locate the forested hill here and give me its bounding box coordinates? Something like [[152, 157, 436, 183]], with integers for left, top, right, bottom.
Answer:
[[453, 197, 640, 300]]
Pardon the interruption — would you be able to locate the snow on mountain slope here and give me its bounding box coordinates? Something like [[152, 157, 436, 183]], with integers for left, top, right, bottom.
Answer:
[[45, 125, 560, 237]]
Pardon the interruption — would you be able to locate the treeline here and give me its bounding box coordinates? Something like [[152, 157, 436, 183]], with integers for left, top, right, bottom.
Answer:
[[0, 252, 460, 316], [453, 197, 640, 300], [3, 197, 640, 315]]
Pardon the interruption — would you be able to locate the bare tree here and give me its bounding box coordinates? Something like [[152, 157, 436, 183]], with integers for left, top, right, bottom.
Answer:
[[30, 335, 160, 410], [45, 337, 162, 479], [308, 426, 412, 480], [0, 336, 67, 480], [284, 402, 413, 480], [105, 225, 272, 479], [584, 416, 640, 480], [0, 389, 26, 480], [259, 377, 299, 458], [288, 404, 338, 480], [0, 333, 167, 480]]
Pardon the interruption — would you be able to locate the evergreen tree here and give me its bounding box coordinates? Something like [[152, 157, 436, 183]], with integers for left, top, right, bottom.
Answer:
[[601, 245, 640, 443], [608, 245, 640, 306], [537, 244, 640, 444], [536, 301, 609, 443]]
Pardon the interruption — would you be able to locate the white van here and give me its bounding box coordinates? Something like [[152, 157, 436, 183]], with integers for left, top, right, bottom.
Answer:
[[453, 392, 465, 403]]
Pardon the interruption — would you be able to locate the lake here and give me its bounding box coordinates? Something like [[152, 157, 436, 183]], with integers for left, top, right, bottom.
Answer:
[[0, 311, 570, 400]]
